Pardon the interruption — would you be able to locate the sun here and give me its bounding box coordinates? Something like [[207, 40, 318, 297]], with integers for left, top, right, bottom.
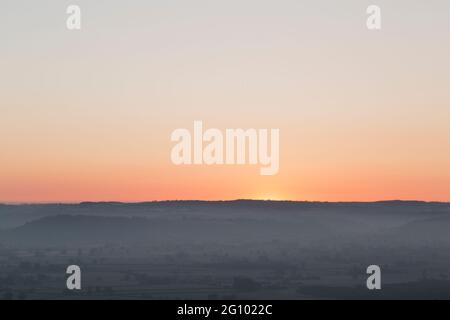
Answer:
[[252, 193, 288, 201]]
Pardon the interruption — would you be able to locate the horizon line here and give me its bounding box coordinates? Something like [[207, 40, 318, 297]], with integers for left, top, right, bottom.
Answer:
[[1, 199, 449, 205]]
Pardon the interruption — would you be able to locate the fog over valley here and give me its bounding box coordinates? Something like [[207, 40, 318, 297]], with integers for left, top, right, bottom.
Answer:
[[1, 200, 450, 299]]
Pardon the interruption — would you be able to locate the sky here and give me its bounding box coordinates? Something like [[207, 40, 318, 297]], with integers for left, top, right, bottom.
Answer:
[[1, 0, 450, 202]]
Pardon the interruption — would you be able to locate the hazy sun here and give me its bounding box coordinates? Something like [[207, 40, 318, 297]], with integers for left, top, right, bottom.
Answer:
[[252, 193, 288, 201]]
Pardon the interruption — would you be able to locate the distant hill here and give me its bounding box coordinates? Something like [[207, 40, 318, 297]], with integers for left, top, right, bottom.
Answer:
[[1, 200, 449, 229], [0, 200, 449, 247]]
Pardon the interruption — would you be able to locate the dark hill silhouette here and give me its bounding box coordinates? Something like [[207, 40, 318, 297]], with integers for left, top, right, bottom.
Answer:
[[1, 200, 449, 229], [0, 200, 449, 247]]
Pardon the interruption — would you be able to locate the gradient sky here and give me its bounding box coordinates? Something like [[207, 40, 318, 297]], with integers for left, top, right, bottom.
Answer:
[[1, 0, 450, 202]]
